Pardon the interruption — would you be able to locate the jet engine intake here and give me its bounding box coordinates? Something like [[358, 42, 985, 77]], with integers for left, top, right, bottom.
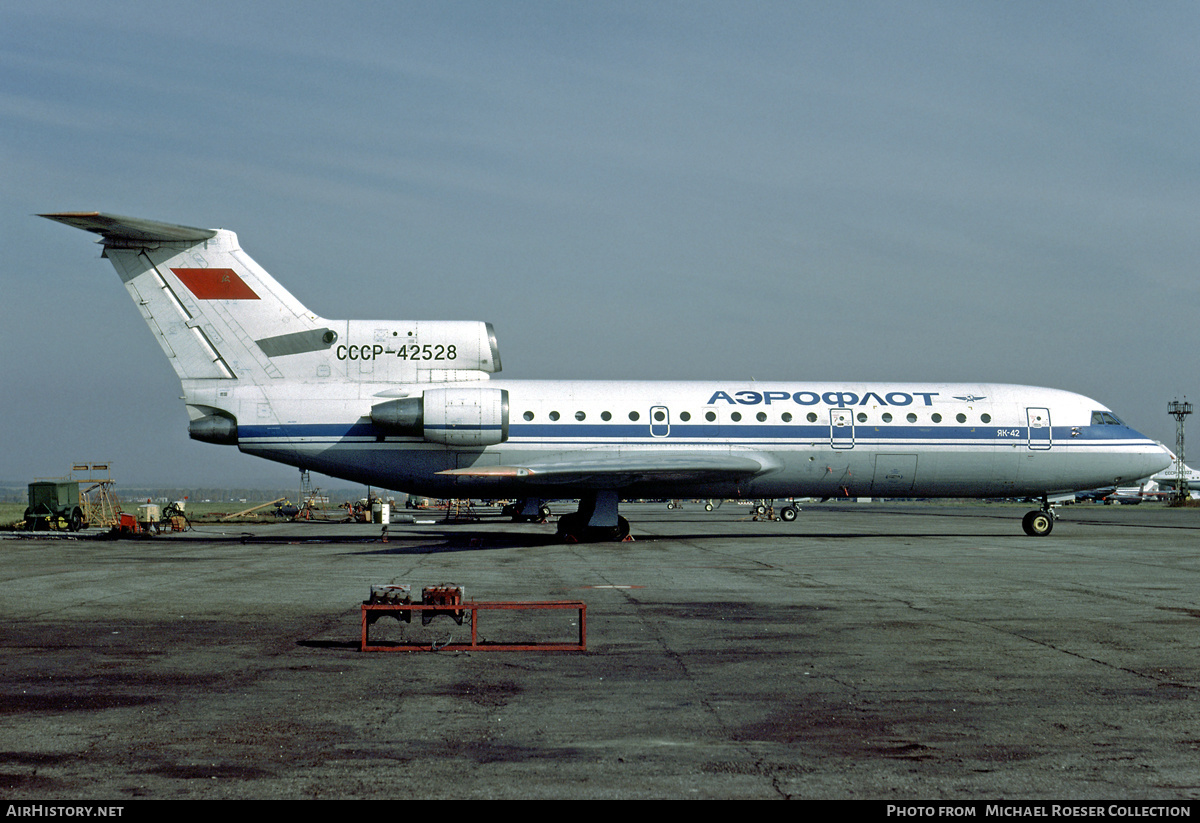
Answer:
[[371, 387, 509, 446]]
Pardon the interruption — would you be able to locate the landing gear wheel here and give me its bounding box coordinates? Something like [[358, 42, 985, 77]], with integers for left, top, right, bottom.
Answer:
[[556, 513, 630, 542], [1022, 510, 1054, 536], [614, 515, 630, 541], [556, 512, 583, 540], [755, 503, 767, 515], [704, 502, 713, 511], [539, 505, 552, 521], [780, 505, 798, 522]]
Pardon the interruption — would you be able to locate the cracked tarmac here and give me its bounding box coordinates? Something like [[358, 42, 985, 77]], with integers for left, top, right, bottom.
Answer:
[[2, 502, 1198, 799]]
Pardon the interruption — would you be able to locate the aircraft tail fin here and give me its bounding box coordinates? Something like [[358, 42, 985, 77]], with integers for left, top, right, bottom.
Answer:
[[41, 212, 333, 384], [44, 210, 503, 415]]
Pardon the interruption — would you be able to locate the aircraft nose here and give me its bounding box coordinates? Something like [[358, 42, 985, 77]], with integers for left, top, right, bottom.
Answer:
[[1137, 438, 1174, 476]]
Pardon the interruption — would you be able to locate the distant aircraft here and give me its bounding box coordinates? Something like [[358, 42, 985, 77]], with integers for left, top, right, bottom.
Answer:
[[1088, 485, 1154, 504], [1150, 458, 1200, 494], [43, 212, 1171, 540]]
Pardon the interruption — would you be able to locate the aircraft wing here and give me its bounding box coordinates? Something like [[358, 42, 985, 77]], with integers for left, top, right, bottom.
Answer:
[[437, 451, 771, 488]]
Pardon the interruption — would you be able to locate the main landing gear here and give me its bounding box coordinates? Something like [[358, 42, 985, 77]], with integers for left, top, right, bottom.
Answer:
[[1021, 497, 1057, 536], [556, 491, 631, 543], [503, 499, 552, 523]]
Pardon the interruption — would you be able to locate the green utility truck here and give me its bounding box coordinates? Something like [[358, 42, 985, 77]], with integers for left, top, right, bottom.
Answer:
[[24, 481, 86, 531]]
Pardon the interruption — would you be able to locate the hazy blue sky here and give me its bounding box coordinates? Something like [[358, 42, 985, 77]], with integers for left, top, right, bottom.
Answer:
[[3, 1, 1199, 486]]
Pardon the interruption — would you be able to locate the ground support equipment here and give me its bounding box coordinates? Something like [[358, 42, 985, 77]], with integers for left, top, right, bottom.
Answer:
[[361, 585, 586, 652]]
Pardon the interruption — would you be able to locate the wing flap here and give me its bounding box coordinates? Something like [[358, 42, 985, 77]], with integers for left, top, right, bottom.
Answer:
[[439, 451, 770, 487]]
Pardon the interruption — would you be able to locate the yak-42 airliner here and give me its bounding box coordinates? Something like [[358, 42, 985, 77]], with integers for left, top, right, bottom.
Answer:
[[44, 212, 1171, 541]]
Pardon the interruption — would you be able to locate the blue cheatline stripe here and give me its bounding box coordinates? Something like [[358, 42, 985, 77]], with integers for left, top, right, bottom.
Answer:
[[240, 442, 1155, 454], [239, 422, 1148, 443]]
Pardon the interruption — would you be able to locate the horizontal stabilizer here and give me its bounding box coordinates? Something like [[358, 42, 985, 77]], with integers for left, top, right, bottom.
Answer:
[[438, 451, 769, 487], [39, 212, 217, 243]]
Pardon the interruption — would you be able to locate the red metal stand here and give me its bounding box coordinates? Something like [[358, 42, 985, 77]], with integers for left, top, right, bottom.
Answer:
[[361, 600, 587, 652]]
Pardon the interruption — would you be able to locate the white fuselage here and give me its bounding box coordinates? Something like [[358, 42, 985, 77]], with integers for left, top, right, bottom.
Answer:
[[40, 213, 1170, 516], [229, 379, 1169, 500]]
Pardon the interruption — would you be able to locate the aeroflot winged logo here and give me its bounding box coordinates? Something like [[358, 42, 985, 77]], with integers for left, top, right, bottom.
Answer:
[[171, 268, 260, 300]]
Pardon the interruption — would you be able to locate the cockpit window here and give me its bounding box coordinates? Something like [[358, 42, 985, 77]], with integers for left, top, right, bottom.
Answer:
[[1091, 411, 1125, 426]]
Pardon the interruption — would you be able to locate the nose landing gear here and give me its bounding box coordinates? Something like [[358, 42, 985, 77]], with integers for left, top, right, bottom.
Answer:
[[1022, 497, 1057, 536]]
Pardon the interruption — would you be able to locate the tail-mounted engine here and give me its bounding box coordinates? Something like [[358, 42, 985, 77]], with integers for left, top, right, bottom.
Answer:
[[337, 320, 502, 382], [371, 387, 509, 446]]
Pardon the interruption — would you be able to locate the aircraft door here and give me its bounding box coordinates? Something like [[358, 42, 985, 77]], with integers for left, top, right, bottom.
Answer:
[[650, 406, 670, 438], [1026, 407, 1052, 450], [830, 408, 854, 449]]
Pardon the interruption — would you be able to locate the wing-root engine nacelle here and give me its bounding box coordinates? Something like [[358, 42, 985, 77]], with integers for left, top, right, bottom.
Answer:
[[372, 387, 509, 446]]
